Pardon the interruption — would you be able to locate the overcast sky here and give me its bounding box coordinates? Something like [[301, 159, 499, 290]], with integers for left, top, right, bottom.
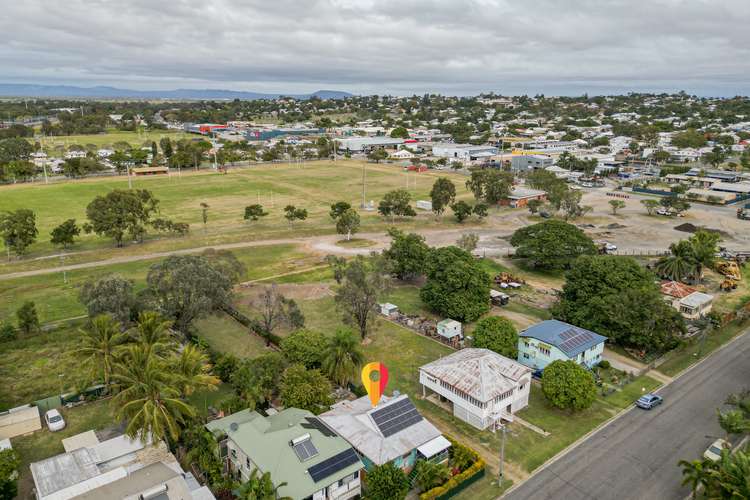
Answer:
[[2, 0, 749, 96]]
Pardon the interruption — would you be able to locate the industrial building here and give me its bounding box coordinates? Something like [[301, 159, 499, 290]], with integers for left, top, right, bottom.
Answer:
[[431, 144, 498, 161], [336, 136, 404, 152], [245, 127, 325, 141], [510, 154, 554, 172]]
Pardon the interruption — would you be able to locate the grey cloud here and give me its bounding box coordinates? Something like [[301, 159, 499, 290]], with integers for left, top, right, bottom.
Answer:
[[0, 0, 748, 95]]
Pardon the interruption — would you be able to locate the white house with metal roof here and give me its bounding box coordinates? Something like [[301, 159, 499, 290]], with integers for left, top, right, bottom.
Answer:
[[676, 291, 714, 320], [319, 394, 448, 472], [419, 348, 532, 430], [206, 408, 363, 500], [517, 320, 607, 371]]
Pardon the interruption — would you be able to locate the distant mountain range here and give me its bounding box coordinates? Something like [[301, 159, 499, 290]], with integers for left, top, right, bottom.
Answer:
[[0, 83, 354, 100]]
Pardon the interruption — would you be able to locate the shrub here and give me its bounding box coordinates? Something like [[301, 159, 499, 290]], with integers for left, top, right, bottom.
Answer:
[[420, 436, 485, 500], [541, 360, 597, 411], [0, 323, 16, 342]]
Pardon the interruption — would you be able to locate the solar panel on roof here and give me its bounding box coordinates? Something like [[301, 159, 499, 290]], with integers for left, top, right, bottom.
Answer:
[[292, 438, 319, 462], [301, 417, 337, 437], [308, 448, 360, 482], [371, 398, 423, 438]]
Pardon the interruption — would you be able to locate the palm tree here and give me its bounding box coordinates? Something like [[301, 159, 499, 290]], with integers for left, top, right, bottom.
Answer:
[[321, 329, 365, 386], [77, 314, 126, 388], [111, 344, 195, 442], [654, 240, 698, 282], [689, 230, 721, 281], [678, 458, 710, 499], [170, 344, 220, 397], [132, 311, 174, 357], [234, 469, 291, 500]]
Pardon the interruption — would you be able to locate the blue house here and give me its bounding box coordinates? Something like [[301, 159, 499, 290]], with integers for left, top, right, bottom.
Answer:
[[517, 320, 607, 370]]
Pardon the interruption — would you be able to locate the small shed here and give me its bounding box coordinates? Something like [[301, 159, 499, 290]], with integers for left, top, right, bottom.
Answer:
[[0, 405, 41, 439], [416, 200, 433, 211], [437, 319, 462, 340], [490, 289, 510, 306], [379, 303, 399, 317], [132, 166, 168, 176]]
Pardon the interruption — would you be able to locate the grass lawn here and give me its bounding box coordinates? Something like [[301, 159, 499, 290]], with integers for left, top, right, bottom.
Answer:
[[503, 301, 552, 322], [38, 129, 194, 153], [187, 383, 235, 418], [194, 312, 272, 359], [384, 284, 436, 318], [657, 318, 750, 377], [0, 324, 86, 410], [12, 401, 115, 499], [0, 160, 474, 271], [601, 374, 662, 409], [0, 243, 315, 324]]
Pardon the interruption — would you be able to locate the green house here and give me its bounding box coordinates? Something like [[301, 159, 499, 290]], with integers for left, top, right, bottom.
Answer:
[[206, 408, 363, 500]]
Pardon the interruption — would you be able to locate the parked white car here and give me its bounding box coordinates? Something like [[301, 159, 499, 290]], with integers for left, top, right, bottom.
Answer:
[[703, 438, 730, 461], [44, 409, 66, 432]]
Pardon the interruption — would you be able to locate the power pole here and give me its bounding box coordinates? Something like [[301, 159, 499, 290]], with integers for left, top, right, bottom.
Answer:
[[498, 423, 506, 482], [361, 162, 367, 208]]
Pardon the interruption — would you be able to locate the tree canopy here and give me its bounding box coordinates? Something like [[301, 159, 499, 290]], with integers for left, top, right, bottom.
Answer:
[[429, 178, 456, 216], [420, 246, 490, 322], [465, 168, 513, 204], [510, 220, 597, 269], [472, 316, 518, 358], [541, 360, 597, 410], [552, 255, 685, 351], [85, 189, 159, 246], [0, 208, 38, 257], [382, 228, 429, 280]]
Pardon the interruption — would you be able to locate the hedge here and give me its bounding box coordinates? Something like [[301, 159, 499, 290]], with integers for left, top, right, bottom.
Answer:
[[419, 436, 486, 500]]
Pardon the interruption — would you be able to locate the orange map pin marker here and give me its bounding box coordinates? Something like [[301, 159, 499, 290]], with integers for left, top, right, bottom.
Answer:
[[361, 362, 389, 407]]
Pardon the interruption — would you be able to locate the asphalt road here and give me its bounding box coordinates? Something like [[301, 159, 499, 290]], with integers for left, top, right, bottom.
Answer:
[[506, 330, 750, 500]]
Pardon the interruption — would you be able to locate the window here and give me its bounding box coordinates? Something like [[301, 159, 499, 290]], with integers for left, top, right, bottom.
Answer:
[[231, 449, 237, 459], [246, 457, 251, 468], [538, 345, 551, 356], [523, 353, 529, 359], [519, 384, 525, 391]]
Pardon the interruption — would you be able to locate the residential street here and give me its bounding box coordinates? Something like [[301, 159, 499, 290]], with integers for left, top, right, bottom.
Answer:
[[505, 330, 750, 500]]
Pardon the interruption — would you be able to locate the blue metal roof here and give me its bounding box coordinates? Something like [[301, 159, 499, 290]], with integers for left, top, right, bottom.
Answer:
[[520, 320, 607, 358]]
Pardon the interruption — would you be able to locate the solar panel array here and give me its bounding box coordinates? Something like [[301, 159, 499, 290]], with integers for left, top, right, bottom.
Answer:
[[307, 448, 360, 483], [301, 417, 337, 437], [558, 327, 595, 354], [371, 397, 423, 438], [292, 438, 319, 462]]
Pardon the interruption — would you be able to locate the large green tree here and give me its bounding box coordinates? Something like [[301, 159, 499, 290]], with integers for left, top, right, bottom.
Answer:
[[279, 364, 333, 414], [85, 189, 159, 246], [335, 256, 391, 340], [510, 220, 597, 269], [280, 329, 327, 368], [145, 254, 237, 332], [429, 178, 457, 216], [0, 448, 20, 500], [420, 246, 490, 322], [552, 255, 685, 351], [541, 360, 596, 410], [50, 219, 80, 248], [465, 168, 513, 204], [0, 208, 38, 257], [79, 275, 136, 326], [472, 316, 518, 358], [335, 208, 361, 241], [378, 189, 416, 221], [382, 228, 429, 280]]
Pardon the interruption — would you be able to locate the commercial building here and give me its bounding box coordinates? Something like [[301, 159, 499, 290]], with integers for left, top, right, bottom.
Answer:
[[319, 394, 448, 471], [419, 348, 532, 429], [184, 123, 228, 135], [431, 144, 498, 161], [518, 320, 607, 370], [510, 154, 553, 173], [245, 127, 325, 141], [517, 140, 578, 153], [336, 136, 404, 152], [206, 408, 363, 500]]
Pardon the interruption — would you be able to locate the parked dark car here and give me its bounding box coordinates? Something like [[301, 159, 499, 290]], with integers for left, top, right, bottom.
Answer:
[[635, 393, 663, 410]]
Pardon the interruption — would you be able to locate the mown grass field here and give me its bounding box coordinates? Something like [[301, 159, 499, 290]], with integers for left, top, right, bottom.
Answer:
[[0, 160, 474, 272], [37, 129, 194, 153], [0, 243, 320, 324]]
